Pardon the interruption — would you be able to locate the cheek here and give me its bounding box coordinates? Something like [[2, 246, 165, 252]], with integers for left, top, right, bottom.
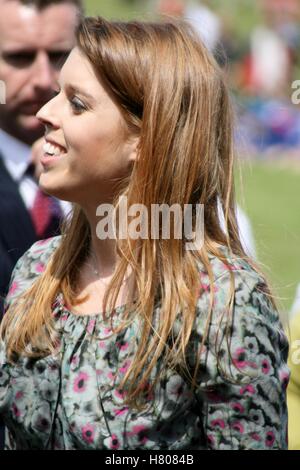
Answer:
[[66, 124, 122, 164], [0, 67, 30, 103]]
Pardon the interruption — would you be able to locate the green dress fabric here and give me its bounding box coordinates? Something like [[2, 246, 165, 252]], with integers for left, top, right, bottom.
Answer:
[[0, 237, 290, 449]]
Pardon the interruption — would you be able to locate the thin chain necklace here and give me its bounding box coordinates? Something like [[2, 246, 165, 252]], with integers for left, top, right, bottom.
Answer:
[[87, 249, 130, 287]]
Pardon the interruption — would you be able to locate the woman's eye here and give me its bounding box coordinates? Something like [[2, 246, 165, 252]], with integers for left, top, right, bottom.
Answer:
[[70, 96, 86, 113]]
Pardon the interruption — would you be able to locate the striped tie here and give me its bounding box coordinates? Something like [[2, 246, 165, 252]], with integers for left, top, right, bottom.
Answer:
[[30, 188, 62, 239]]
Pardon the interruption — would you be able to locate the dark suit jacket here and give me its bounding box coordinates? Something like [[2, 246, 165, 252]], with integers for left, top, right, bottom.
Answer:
[[0, 155, 37, 316], [0, 156, 38, 449]]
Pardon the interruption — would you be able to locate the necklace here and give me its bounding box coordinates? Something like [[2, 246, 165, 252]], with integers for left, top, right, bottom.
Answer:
[[87, 249, 130, 287], [86, 250, 114, 286]]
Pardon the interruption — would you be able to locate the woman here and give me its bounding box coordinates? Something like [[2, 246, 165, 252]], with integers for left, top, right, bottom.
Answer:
[[0, 17, 289, 450]]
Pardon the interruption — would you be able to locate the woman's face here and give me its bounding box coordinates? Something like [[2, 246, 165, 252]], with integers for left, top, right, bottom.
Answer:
[[36, 47, 137, 205]]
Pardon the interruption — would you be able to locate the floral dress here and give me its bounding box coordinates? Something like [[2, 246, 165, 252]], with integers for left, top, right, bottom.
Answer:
[[0, 237, 290, 449]]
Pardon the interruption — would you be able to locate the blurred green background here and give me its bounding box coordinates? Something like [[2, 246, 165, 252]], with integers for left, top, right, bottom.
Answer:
[[236, 162, 300, 313], [82, 0, 300, 314]]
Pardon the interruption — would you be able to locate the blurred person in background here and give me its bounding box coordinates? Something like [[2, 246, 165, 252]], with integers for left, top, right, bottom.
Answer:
[[0, 0, 83, 449], [244, 0, 295, 98], [157, 0, 222, 53], [0, 0, 83, 316], [184, 0, 222, 53], [236, 0, 300, 156]]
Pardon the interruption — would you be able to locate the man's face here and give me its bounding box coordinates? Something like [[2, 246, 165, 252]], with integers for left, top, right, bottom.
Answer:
[[0, 1, 78, 145]]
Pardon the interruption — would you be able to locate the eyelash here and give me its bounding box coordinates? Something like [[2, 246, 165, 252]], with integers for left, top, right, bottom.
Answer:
[[69, 96, 86, 114], [52, 89, 86, 114]]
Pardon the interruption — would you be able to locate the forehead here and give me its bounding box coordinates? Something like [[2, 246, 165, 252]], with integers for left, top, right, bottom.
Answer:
[[0, 2, 77, 51], [61, 47, 98, 88], [60, 48, 113, 102]]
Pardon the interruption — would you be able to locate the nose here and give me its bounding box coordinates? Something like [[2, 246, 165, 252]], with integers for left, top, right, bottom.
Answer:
[[36, 95, 60, 131], [32, 51, 56, 92]]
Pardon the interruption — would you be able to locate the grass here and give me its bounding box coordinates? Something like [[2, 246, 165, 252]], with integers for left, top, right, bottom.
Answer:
[[84, 0, 261, 38], [236, 161, 300, 314], [84, 0, 146, 19]]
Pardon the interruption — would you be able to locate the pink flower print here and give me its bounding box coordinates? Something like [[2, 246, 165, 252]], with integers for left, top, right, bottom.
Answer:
[[87, 319, 96, 335], [126, 425, 148, 445], [265, 431, 275, 447], [15, 391, 24, 400], [231, 421, 244, 433], [12, 403, 21, 417], [139, 382, 154, 401], [114, 407, 129, 417], [261, 359, 271, 375], [251, 433, 262, 442], [211, 419, 225, 429], [207, 434, 215, 446], [114, 389, 126, 400], [200, 282, 218, 294], [36, 238, 52, 246], [279, 371, 289, 389], [35, 262, 45, 273], [109, 434, 120, 450], [223, 262, 240, 272], [206, 391, 224, 403], [119, 360, 131, 375], [107, 371, 115, 380], [103, 327, 112, 335], [82, 424, 95, 444], [73, 371, 89, 393], [98, 341, 106, 349], [116, 341, 129, 351], [231, 402, 245, 413], [239, 384, 255, 395], [8, 281, 18, 296], [233, 348, 247, 369]]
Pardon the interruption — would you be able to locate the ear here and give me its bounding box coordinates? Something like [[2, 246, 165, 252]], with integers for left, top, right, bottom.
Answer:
[[127, 135, 140, 163]]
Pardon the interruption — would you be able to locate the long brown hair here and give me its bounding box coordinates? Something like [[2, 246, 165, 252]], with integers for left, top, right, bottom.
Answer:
[[1, 17, 262, 407]]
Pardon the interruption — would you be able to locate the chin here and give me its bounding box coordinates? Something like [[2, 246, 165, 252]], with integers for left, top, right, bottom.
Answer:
[[39, 173, 63, 199]]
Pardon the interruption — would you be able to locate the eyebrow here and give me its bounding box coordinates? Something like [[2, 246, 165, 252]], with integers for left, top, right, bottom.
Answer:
[[57, 80, 96, 104]]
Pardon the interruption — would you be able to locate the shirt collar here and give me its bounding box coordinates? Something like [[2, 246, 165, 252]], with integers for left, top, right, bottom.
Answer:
[[0, 128, 31, 181]]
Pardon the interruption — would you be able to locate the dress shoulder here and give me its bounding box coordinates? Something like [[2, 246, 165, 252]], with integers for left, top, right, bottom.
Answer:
[[196, 250, 281, 326], [5, 236, 61, 309]]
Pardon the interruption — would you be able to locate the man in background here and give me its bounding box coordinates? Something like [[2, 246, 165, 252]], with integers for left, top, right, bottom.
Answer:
[[0, 0, 83, 448], [0, 0, 83, 310]]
